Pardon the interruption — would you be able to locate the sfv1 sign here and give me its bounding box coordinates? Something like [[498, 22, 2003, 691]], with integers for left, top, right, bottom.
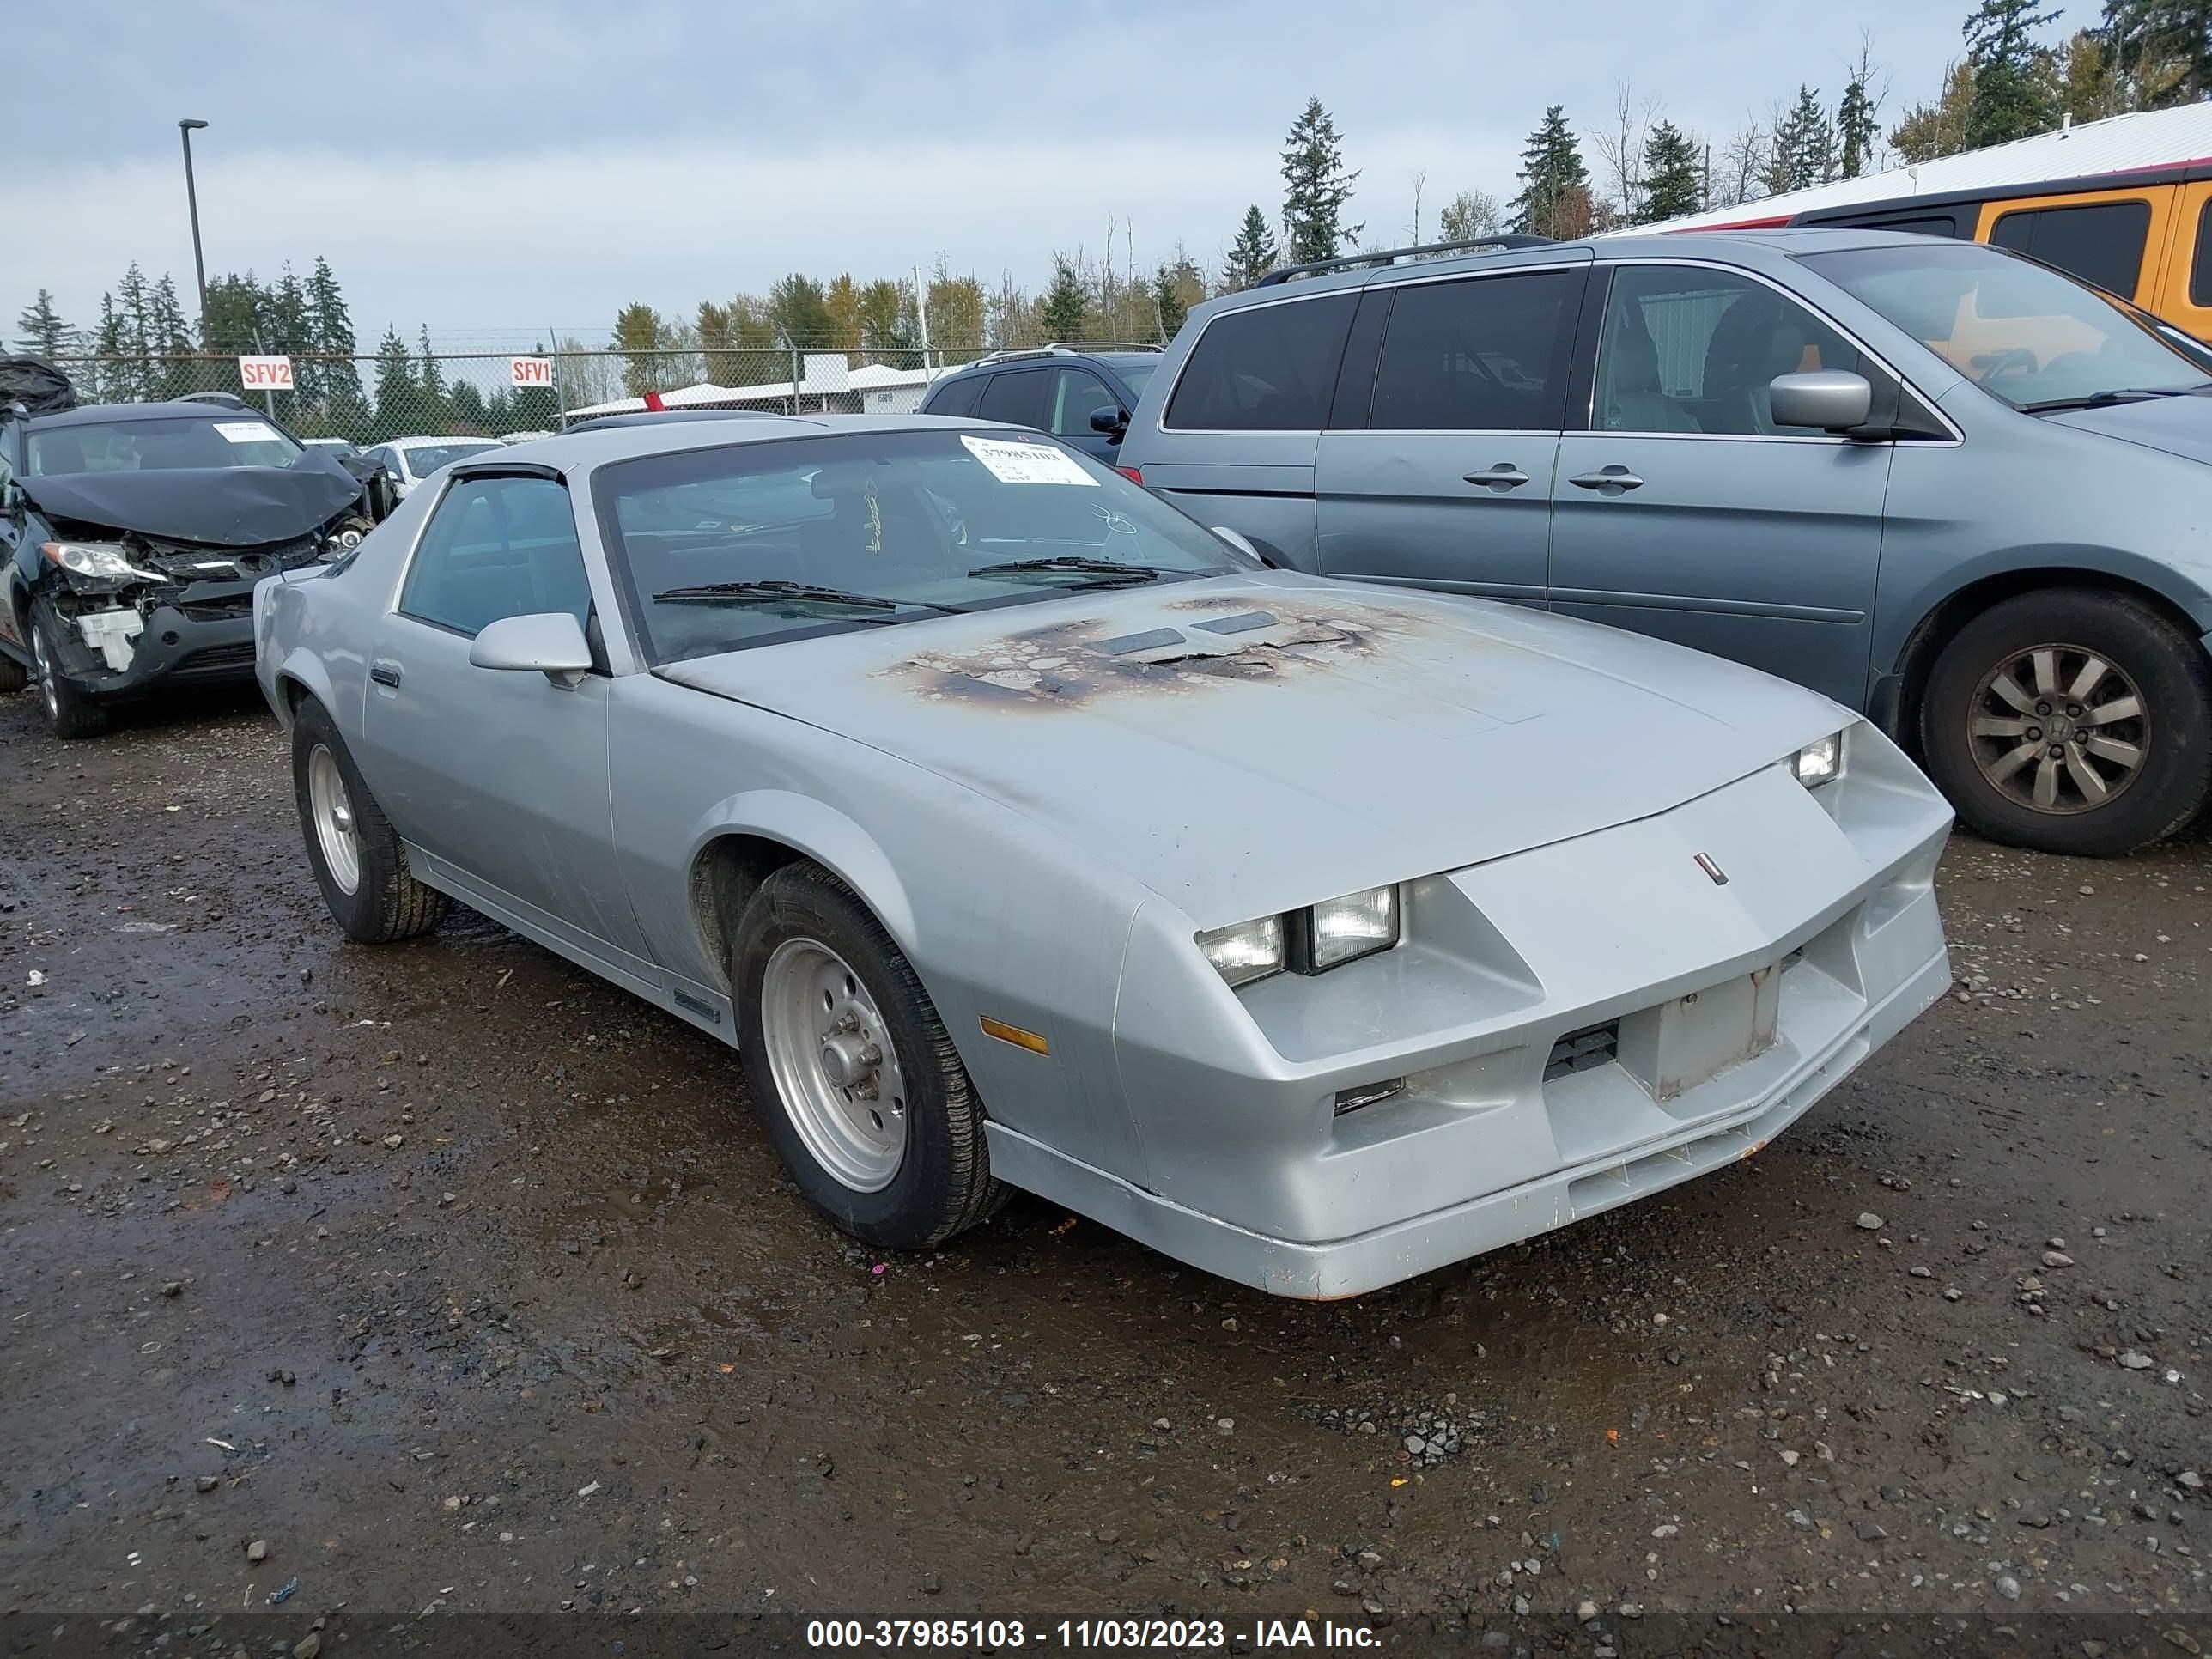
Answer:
[[509, 357, 555, 387], [239, 355, 294, 391]]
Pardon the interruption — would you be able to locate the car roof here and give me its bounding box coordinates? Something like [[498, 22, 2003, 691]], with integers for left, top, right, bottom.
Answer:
[[386, 434, 507, 447], [562, 410, 787, 433], [463, 412, 1004, 473], [26, 400, 268, 430], [938, 350, 1163, 380]]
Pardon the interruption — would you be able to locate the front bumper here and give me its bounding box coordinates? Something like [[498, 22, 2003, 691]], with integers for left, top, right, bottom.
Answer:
[[50, 598, 258, 703], [986, 734, 1954, 1297]]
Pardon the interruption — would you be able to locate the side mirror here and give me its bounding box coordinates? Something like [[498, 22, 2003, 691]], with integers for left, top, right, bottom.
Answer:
[[1089, 404, 1129, 435], [1211, 525, 1276, 568], [469, 611, 593, 688], [1770, 370, 1873, 433]]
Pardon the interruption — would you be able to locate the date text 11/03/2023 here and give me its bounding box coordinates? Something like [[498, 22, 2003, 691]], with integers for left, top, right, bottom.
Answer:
[[805, 1619, 1382, 1649]]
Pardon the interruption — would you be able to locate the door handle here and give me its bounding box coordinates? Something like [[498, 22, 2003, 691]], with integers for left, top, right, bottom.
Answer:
[[1463, 464, 1529, 490], [369, 660, 403, 688], [1569, 465, 1644, 495]]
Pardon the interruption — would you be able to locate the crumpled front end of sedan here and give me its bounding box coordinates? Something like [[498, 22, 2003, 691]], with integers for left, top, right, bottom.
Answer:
[[984, 721, 1951, 1299]]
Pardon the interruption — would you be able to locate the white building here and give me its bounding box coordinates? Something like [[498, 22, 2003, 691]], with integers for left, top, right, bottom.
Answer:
[[562, 354, 960, 423]]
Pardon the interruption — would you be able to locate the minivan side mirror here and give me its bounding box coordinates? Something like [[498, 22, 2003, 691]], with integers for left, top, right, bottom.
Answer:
[[469, 611, 593, 688], [1770, 370, 1873, 433], [1089, 404, 1129, 436]]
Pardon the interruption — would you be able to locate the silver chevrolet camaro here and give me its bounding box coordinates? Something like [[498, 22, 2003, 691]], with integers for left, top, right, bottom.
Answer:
[[254, 414, 1952, 1297]]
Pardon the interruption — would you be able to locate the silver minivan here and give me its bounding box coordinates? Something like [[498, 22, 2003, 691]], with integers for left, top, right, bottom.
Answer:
[[1115, 229, 2212, 857]]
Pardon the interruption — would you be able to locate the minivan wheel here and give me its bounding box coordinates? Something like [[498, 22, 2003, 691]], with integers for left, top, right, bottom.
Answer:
[[732, 862, 1006, 1251], [1921, 590, 2212, 856]]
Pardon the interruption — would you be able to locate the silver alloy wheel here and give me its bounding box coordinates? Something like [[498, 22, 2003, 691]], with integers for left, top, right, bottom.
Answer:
[[306, 744, 362, 895], [1966, 642, 2148, 816], [31, 624, 57, 721], [760, 937, 909, 1194]]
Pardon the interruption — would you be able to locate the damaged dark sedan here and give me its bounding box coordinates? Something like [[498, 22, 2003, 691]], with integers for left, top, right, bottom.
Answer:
[[0, 398, 377, 738]]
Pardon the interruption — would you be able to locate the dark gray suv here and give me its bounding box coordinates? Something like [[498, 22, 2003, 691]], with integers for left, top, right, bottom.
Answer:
[[1116, 228, 2212, 856]]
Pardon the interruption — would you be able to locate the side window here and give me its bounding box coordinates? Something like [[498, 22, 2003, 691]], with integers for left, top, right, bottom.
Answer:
[[1989, 200, 2153, 297], [1595, 265, 1863, 437], [975, 370, 1050, 429], [1164, 292, 1357, 430], [399, 475, 592, 639], [2191, 199, 2212, 308], [928, 374, 984, 417], [1368, 270, 1579, 431], [1048, 368, 1115, 436]]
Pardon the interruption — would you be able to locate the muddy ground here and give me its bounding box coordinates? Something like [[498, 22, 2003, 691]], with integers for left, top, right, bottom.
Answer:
[[0, 686, 2206, 1654]]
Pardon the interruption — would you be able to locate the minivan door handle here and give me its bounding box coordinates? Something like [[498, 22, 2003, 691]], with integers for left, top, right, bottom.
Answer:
[[1568, 465, 1644, 495], [1462, 464, 1529, 490]]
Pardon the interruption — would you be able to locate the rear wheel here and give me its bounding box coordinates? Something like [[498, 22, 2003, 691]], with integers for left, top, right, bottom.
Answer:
[[1921, 589, 2212, 856], [732, 862, 1006, 1249], [291, 698, 449, 943], [30, 608, 110, 739]]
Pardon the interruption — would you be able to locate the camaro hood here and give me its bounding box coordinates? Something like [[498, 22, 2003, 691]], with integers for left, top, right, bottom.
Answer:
[[2044, 393, 2212, 465], [659, 573, 1848, 923], [21, 465, 362, 548]]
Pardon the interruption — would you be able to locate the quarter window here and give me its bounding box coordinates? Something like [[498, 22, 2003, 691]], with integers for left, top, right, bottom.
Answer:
[[399, 474, 592, 638], [927, 374, 984, 417], [1595, 266, 1863, 436], [1164, 293, 1357, 430], [1368, 270, 1579, 432], [1989, 199, 2153, 298]]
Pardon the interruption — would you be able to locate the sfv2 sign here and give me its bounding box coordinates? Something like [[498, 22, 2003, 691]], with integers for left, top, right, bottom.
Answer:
[[238, 355, 294, 391]]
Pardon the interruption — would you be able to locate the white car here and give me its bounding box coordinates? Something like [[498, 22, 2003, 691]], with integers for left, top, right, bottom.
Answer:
[[362, 436, 506, 500]]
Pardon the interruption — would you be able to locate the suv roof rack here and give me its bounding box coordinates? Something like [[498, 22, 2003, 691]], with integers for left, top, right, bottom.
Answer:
[[971, 342, 1166, 366], [1250, 234, 1557, 289]]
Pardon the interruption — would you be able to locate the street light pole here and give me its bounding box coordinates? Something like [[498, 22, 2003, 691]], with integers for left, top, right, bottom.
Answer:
[[178, 119, 210, 339]]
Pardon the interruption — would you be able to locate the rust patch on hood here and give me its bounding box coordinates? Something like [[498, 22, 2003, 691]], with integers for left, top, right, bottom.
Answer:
[[881, 601, 1430, 711]]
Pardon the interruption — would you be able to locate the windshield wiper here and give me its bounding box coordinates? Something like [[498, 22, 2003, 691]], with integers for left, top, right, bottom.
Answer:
[[2021, 384, 2212, 413], [650, 580, 969, 615], [967, 556, 1168, 586]]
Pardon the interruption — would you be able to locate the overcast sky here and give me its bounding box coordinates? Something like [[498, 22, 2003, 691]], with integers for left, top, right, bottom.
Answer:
[[17, 0, 2031, 352]]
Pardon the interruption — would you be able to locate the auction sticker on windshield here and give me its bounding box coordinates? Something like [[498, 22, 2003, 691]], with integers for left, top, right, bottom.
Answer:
[[960, 434, 1097, 486], [214, 421, 285, 445]]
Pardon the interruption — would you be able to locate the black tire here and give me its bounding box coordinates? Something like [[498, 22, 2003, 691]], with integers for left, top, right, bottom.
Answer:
[[731, 862, 1006, 1250], [291, 699, 449, 944], [29, 607, 111, 739], [1920, 588, 2212, 857]]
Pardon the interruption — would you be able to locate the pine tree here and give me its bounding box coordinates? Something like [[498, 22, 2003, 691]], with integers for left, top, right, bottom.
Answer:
[[415, 325, 448, 431], [1765, 88, 1836, 193], [2103, 0, 2212, 105], [1963, 0, 2062, 149], [1510, 106, 1593, 239], [1152, 256, 1205, 341], [1279, 98, 1361, 264], [15, 290, 70, 359], [1635, 122, 1705, 222], [371, 326, 415, 441], [1223, 205, 1279, 290], [1838, 72, 1881, 178], [1040, 257, 1091, 342], [146, 276, 197, 400], [307, 256, 363, 420], [448, 379, 489, 433]]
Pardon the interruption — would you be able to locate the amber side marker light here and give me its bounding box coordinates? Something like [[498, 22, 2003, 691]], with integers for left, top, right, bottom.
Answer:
[[980, 1016, 1050, 1055]]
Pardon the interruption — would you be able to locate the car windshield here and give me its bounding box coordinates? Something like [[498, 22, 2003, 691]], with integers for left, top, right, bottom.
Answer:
[[401, 441, 501, 474], [1802, 243, 2210, 410], [598, 428, 1246, 662], [25, 415, 307, 476]]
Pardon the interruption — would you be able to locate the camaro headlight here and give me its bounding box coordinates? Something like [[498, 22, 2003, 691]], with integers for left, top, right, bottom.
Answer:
[[1196, 915, 1285, 988], [1198, 884, 1402, 988], [40, 540, 163, 587], [1793, 730, 1846, 789]]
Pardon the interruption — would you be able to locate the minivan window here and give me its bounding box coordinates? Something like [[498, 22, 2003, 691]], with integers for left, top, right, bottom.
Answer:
[[1596, 266, 1863, 436], [1989, 199, 2152, 298], [1367, 270, 1579, 432], [1164, 292, 1357, 430], [977, 370, 1051, 428], [1803, 243, 2209, 410]]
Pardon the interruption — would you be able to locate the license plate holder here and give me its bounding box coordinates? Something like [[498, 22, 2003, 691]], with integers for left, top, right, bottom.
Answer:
[[1617, 963, 1781, 1105]]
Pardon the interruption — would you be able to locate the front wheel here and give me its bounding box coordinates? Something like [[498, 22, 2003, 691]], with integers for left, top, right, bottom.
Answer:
[[732, 862, 1006, 1250], [291, 699, 449, 943], [30, 608, 110, 739], [1920, 589, 2212, 856]]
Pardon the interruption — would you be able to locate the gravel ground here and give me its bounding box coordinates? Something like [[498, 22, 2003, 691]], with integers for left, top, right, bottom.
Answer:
[[0, 687, 2206, 1654]]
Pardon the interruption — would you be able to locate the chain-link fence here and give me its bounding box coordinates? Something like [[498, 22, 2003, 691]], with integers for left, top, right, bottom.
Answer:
[[42, 343, 1160, 444]]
